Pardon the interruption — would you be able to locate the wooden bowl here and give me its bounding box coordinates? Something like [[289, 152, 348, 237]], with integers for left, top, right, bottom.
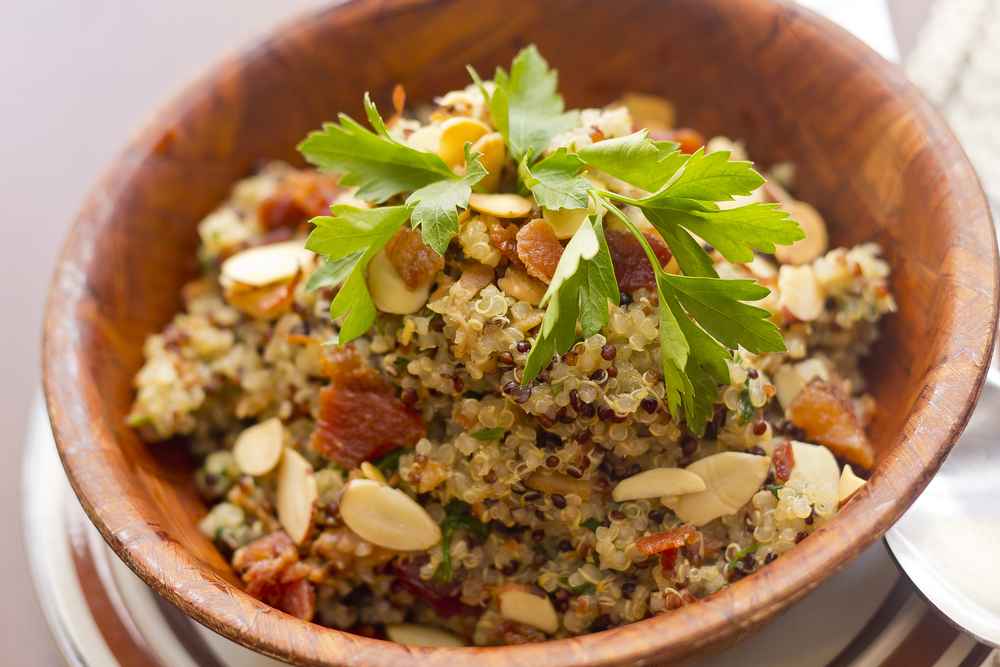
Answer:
[[43, 0, 998, 665]]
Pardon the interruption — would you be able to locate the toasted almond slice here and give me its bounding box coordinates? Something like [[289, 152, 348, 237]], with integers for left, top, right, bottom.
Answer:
[[385, 624, 465, 647], [612, 467, 706, 502], [233, 417, 285, 476], [368, 248, 430, 315], [665, 452, 770, 527], [774, 359, 830, 410], [542, 207, 589, 240], [437, 117, 491, 168], [497, 266, 547, 306], [221, 240, 312, 288], [775, 201, 829, 266], [617, 92, 676, 131], [498, 585, 559, 634], [785, 441, 840, 517], [360, 461, 387, 484], [339, 479, 441, 551], [524, 470, 592, 500], [407, 124, 443, 153], [839, 464, 867, 503], [276, 448, 318, 544], [778, 264, 824, 322], [472, 132, 506, 192], [469, 193, 533, 219]]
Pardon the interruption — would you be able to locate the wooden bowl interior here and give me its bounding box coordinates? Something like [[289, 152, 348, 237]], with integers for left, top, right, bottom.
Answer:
[[44, 1, 997, 665]]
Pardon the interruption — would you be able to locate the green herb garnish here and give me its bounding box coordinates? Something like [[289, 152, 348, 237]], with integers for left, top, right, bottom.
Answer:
[[728, 542, 759, 565], [434, 500, 489, 582], [765, 484, 783, 498], [299, 45, 803, 434], [581, 518, 602, 531], [470, 427, 507, 441], [738, 384, 755, 424]]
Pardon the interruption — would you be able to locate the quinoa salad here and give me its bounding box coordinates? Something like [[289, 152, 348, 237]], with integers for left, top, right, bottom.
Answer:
[[128, 47, 895, 647]]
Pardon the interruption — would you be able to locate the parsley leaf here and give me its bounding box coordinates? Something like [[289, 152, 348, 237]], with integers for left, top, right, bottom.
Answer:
[[481, 45, 577, 163], [518, 148, 590, 210], [577, 130, 686, 193], [435, 501, 489, 582], [470, 427, 506, 441], [305, 254, 362, 291], [406, 144, 486, 255], [306, 205, 412, 343], [645, 147, 765, 204], [523, 214, 618, 382], [298, 98, 454, 203], [373, 448, 404, 476]]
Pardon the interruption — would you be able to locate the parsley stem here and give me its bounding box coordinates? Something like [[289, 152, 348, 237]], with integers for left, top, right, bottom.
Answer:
[[599, 195, 668, 277]]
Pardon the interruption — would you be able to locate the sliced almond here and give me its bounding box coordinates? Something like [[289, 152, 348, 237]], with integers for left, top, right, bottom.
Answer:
[[406, 124, 443, 153], [785, 441, 840, 517], [542, 207, 589, 240], [665, 452, 770, 527], [385, 623, 465, 647], [360, 461, 387, 484], [233, 417, 284, 476], [524, 469, 592, 500], [437, 117, 491, 168], [339, 479, 441, 551], [472, 132, 506, 192], [497, 266, 547, 306], [498, 585, 559, 634], [276, 448, 318, 544], [367, 248, 430, 315], [775, 200, 829, 266], [617, 92, 675, 131], [469, 193, 533, 219], [774, 359, 830, 410], [612, 467, 706, 502], [838, 464, 867, 503], [221, 240, 313, 288], [778, 264, 824, 322]]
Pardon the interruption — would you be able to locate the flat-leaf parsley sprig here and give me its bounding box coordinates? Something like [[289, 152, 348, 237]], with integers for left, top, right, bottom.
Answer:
[[298, 44, 803, 433]]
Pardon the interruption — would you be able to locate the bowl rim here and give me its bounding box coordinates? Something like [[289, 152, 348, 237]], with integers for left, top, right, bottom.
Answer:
[[42, 0, 999, 665]]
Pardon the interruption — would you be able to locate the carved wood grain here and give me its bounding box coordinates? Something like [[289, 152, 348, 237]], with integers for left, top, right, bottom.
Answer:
[[42, 0, 998, 665]]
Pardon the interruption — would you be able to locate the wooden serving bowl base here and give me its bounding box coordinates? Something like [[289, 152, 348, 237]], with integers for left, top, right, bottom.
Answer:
[[43, 1, 998, 665]]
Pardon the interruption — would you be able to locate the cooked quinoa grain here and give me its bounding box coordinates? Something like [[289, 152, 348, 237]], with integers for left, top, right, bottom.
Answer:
[[128, 78, 894, 645]]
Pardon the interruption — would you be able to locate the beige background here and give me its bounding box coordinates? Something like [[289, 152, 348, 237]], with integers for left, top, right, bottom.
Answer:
[[0, 1, 929, 664]]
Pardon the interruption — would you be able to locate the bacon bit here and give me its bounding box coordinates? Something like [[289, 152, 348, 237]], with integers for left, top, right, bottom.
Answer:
[[454, 261, 495, 303], [516, 218, 563, 283], [635, 524, 700, 556], [772, 440, 796, 482], [786, 381, 875, 469], [392, 558, 477, 618], [225, 271, 301, 320], [649, 127, 705, 154], [606, 230, 673, 292], [258, 171, 343, 232], [232, 532, 316, 620], [385, 227, 445, 289], [310, 348, 425, 468], [487, 217, 521, 264]]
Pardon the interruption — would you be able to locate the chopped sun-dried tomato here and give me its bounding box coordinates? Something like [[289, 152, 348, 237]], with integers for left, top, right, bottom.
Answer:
[[772, 440, 796, 482], [649, 127, 705, 154], [258, 171, 344, 232], [487, 218, 521, 264], [516, 218, 563, 283], [606, 229, 673, 292], [635, 524, 700, 556], [786, 380, 875, 469], [385, 227, 444, 289], [392, 558, 477, 618], [310, 348, 425, 468], [232, 532, 316, 620]]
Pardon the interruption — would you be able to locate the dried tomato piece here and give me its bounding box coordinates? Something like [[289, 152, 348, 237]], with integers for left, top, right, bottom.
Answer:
[[772, 440, 796, 482], [224, 272, 301, 320], [258, 171, 344, 231], [385, 228, 444, 289], [516, 218, 564, 283], [310, 348, 425, 468], [232, 532, 316, 620], [606, 230, 673, 292], [487, 218, 521, 264], [635, 524, 700, 555], [786, 381, 875, 469], [391, 558, 477, 618]]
